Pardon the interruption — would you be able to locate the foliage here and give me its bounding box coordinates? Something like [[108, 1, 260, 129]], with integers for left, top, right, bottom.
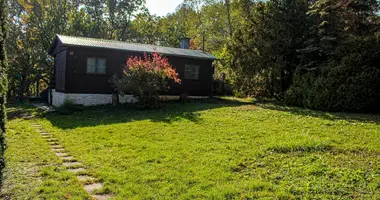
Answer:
[[132, 13, 162, 45], [7, 0, 77, 100], [6, 0, 146, 101], [286, 35, 380, 112], [110, 52, 181, 108], [227, 0, 309, 99], [132, 0, 240, 53], [0, 0, 8, 181], [5, 100, 380, 198], [83, 0, 146, 40], [225, 0, 380, 112], [56, 100, 85, 115], [285, 0, 380, 112]]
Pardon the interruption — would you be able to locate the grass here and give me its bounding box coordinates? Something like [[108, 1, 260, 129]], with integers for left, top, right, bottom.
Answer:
[[2, 99, 380, 199], [1, 104, 89, 199]]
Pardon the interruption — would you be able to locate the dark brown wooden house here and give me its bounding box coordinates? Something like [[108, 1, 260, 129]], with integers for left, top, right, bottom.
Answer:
[[48, 35, 216, 106]]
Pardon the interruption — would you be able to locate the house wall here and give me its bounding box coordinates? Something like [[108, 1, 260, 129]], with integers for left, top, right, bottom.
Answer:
[[54, 49, 66, 92], [51, 89, 137, 107], [51, 89, 208, 107], [62, 47, 214, 96]]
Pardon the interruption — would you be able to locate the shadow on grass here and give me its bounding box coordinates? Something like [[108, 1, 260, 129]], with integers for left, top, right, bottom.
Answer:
[[7, 102, 41, 120], [10, 98, 379, 129], [41, 98, 251, 129], [256, 103, 380, 125]]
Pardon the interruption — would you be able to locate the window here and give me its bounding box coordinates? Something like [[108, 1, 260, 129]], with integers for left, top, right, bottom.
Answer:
[[184, 65, 200, 80], [87, 57, 106, 74]]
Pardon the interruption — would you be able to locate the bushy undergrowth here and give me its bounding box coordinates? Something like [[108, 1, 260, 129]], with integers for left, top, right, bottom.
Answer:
[[56, 100, 85, 115], [286, 36, 380, 112]]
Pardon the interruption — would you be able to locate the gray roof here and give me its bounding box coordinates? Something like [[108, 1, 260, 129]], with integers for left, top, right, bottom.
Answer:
[[50, 34, 216, 60]]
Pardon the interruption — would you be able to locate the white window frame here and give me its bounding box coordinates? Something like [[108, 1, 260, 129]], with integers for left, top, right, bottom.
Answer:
[[184, 64, 200, 80], [87, 57, 106, 74]]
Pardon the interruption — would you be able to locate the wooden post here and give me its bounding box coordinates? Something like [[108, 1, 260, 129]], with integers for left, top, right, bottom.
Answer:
[[49, 61, 53, 105], [36, 75, 40, 96], [18, 73, 22, 102]]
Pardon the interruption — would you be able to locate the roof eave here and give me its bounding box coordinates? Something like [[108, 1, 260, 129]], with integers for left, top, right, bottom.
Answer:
[[63, 44, 217, 61], [48, 35, 60, 55]]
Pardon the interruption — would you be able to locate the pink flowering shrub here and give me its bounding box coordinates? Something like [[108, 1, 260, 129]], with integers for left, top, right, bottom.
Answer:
[[110, 51, 181, 108]]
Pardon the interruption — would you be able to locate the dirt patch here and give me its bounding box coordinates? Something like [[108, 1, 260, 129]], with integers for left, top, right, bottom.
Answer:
[[8, 109, 34, 120], [235, 105, 257, 111], [67, 168, 87, 173]]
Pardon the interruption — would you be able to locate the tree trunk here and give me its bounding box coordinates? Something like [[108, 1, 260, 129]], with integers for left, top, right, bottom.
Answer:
[[225, 0, 233, 37], [0, 0, 8, 173]]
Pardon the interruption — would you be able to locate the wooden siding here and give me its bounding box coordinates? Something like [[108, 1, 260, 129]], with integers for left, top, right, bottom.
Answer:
[[61, 47, 214, 96], [54, 49, 66, 91]]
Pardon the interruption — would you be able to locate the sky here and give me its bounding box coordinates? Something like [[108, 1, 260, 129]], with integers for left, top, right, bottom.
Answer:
[[146, 0, 184, 16]]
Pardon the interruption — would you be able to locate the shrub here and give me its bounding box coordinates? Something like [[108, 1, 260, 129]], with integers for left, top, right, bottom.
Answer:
[[213, 79, 233, 96], [57, 100, 85, 115], [110, 51, 181, 108]]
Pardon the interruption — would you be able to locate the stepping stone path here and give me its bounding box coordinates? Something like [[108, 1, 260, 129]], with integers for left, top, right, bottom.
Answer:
[[32, 123, 113, 200]]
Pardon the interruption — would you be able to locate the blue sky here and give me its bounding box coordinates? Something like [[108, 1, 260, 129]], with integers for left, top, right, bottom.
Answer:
[[146, 0, 184, 16]]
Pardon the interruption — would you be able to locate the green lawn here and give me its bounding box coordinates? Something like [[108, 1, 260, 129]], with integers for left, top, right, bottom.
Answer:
[[2, 99, 380, 199], [1, 104, 89, 199]]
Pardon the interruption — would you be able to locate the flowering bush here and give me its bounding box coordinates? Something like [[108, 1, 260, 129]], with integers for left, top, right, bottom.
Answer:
[[110, 51, 181, 108]]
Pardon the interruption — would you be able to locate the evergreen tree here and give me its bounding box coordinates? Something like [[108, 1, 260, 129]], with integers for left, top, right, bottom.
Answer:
[[227, 0, 309, 98], [285, 0, 380, 112]]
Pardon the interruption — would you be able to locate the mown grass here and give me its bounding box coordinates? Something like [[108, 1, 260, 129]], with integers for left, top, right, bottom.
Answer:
[[1, 104, 89, 199], [3, 99, 380, 199]]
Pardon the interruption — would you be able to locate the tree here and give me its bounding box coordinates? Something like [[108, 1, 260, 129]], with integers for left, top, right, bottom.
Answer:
[[227, 0, 309, 98], [79, 0, 146, 40], [0, 0, 8, 178], [156, 5, 192, 47], [106, 0, 146, 41], [225, 0, 233, 37], [285, 0, 380, 112], [6, 0, 82, 100], [131, 13, 161, 45]]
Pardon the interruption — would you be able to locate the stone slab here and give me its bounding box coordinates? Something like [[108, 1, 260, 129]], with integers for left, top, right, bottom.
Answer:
[[62, 162, 82, 167], [56, 152, 68, 157], [91, 194, 113, 200], [84, 183, 103, 193]]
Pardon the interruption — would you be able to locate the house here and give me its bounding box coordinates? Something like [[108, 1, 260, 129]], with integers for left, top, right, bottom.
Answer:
[[48, 35, 217, 107]]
